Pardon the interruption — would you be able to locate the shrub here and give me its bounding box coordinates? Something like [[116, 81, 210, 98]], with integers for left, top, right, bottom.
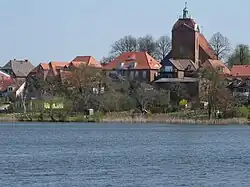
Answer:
[[238, 106, 249, 118]]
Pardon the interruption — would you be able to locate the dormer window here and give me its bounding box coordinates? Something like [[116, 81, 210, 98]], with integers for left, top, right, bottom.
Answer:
[[129, 62, 137, 69], [164, 66, 173, 72], [217, 67, 224, 72], [135, 71, 139, 77], [7, 86, 13, 92], [117, 62, 124, 69], [127, 55, 136, 61]]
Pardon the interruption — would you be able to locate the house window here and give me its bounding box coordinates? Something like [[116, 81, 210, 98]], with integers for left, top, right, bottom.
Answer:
[[243, 88, 249, 92], [93, 87, 98, 94], [246, 80, 250, 85], [135, 71, 139, 77], [166, 74, 173, 78], [164, 66, 173, 72], [217, 67, 224, 72], [233, 80, 238, 85], [7, 86, 13, 92], [130, 71, 134, 79], [100, 87, 105, 94], [129, 62, 137, 69], [142, 71, 147, 78], [117, 62, 124, 69]]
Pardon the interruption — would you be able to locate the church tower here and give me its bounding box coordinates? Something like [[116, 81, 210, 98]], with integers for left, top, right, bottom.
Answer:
[[171, 2, 200, 66]]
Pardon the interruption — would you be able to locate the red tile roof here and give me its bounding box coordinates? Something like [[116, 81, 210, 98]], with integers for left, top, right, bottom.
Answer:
[[0, 70, 11, 79], [49, 61, 69, 76], [201, 59, 231, 75], [41, 63, 50, 70], [30, 63, 51, 74], [199, 34, 217, 60], [71, 56, 102, 68], [231, 65, 250, 77], [103, 52, 161, 70], [0, 78, 15, 92]]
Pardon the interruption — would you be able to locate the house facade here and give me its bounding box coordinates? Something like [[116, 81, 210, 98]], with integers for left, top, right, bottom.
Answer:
[[103, 52, 161, 82], [26, 56, 103, 100], [1, 59, 34, 79], [158, 59, 198, 79], [226, 65, 250, 103]]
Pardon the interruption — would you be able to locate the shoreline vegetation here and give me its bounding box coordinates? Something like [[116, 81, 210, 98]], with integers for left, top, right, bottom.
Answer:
[[2, 55, 248, 126], [0, 112, 249, 125]]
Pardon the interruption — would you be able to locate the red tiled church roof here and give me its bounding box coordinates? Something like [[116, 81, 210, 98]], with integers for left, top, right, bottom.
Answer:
[[199, 34, 217, 60]]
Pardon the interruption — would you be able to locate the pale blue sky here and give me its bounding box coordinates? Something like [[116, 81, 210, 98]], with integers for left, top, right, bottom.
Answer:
[[0, 0, 248, 65]]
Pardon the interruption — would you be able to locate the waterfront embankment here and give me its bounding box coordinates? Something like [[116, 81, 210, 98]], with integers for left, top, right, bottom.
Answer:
[[0, 112, 248, 125], [101, 113, 249, 125]]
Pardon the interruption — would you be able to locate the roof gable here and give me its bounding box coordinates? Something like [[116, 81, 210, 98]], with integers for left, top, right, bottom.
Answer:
[[199, 34, 217, 60], [71, 56, 102, 68], [169, 59, 197, 71], [49, 61, 69, 76], [202, 59, 231, 75], [1, 61, 12, 70], [2, 59, 35, 77], [103, 52, 161, 70]]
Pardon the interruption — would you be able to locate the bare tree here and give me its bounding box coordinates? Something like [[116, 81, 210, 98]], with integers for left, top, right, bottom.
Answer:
[[137, 35, 157, 57], [64, 64, 105, 112], [100, 55, 115, 65], [110, 35, 137, 56], [199, 68, 235, 118], [109, 34, 171, 61], [209, 32, 231, 60], [155, 35, 172, 61], [128, 80, 169, 113]]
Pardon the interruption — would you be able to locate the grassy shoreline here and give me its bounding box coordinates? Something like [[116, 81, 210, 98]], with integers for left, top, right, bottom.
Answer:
[[101, 116, 249, 125], [0, 113, 249, 125]]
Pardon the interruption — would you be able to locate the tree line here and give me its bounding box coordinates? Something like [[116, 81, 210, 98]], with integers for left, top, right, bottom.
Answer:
[[15, 63, 242, 122], [20, 66, 172, 121], [101, 35, 172, 63], [101, 32, 250, 68]]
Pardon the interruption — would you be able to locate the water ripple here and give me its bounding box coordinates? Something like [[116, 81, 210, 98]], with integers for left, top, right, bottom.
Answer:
[[0, 123, 250, 186]]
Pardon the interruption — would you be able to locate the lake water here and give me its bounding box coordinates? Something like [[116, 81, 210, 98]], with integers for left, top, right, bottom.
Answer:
[[0, 123, 250, 186]]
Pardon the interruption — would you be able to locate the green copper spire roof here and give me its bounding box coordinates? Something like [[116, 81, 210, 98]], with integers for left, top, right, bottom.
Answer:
[[183, 2, 188, 19]]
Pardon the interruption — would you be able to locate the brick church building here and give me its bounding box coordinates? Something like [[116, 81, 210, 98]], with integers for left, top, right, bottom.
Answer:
[[156, 3, 230, 81], [155, 3, 230, 99]]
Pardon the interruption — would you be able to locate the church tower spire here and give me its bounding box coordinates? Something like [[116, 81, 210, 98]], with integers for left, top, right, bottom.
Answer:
[[183, 2, 188, 19]]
